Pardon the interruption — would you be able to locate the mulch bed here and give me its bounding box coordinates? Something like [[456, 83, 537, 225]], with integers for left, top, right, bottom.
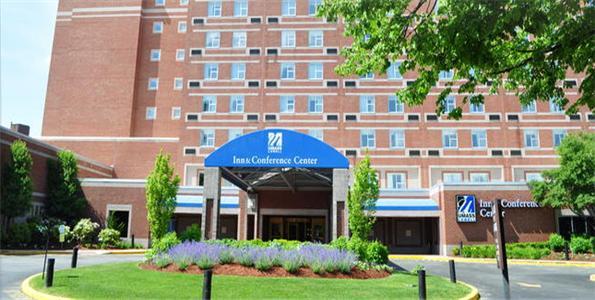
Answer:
[[140, 263, 390, 279], [541, 252, 595, 262]]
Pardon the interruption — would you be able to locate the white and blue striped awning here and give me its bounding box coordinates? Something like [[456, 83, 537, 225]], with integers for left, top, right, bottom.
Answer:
[[176, 195, 239, 209], [374, 198, 439, 211]]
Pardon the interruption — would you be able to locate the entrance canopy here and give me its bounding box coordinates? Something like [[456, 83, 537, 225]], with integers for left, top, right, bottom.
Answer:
[[205, 129, 349, 192]]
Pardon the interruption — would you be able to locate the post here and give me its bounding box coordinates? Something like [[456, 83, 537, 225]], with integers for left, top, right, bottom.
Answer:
[[131, 234, 135, 248], [492, 199, 510, 299], [563, 242, 570, 260], [202, 269, 213, 300], [418, 269, 426, 300], [459, 241, 463, 256], [45, 258, 55, 288], [71, 246, 79, 268], [42, 231, 49, 279], [449, 259, 457, 283]]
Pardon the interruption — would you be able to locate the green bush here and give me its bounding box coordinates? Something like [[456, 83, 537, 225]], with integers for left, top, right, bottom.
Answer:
[[152, 232, 180, 253], [98, 228, 120, 248], [268, 239, 303, 250], [71, 218, 99, 245], [459, 242, 555, 259], [451, 247, 460, 256], [547, 234, 566, 252], [346, 237, 368, 261], [365, 241, 389, 264], [330, 236, 349, 251], [570, 235, 592, 254], [8, 223, 32, 245], [179, 224, 201, 242]]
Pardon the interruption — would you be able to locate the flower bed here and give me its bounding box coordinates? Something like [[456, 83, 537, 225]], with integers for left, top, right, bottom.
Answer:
[[143, 241, 391, 279]]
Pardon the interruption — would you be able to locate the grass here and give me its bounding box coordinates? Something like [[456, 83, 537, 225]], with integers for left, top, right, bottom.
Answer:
[[31, 262, 471, 299]]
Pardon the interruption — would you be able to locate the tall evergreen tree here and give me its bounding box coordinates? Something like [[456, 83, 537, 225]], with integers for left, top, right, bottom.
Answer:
[[46, 150, 86, 225], [146, 151, 180, 241], [348, 155, 379, 240], [1, 140, 33, 233]]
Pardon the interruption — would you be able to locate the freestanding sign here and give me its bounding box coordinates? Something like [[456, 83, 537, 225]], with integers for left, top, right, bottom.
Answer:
[[492, 199, 510, 299]]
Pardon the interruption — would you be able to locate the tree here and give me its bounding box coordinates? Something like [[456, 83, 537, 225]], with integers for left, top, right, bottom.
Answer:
[[46, 150, 86, 225], [146, 151, 180, 241], [347, 155, 379, 240], [530, 132, 595, 219], [1, 140, 33, 233], [318, 0, 594, 118]]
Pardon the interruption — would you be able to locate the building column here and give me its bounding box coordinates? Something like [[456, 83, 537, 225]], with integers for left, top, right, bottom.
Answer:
[[239, 192, 258, 240], [201, 167, 221, 240], [332, 168, 349, 240], [248, 193, 258, 240]]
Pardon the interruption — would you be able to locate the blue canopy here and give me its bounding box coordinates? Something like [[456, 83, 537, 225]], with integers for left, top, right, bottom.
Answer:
[[205, 129, 349, 169]]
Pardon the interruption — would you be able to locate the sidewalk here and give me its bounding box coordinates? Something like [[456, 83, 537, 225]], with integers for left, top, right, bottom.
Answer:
[[389, 254, 595, 267], [0, 249, 146, 256]]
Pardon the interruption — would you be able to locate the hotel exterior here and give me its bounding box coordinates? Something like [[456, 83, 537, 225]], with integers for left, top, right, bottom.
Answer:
[[40, 0, 593, 254]]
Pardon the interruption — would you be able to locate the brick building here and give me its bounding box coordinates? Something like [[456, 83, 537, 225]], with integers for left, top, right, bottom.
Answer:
[[40, 0, 593, 253]]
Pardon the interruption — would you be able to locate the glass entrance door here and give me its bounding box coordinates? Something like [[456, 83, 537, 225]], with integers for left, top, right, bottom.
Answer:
[[263, 216, 326, 242]]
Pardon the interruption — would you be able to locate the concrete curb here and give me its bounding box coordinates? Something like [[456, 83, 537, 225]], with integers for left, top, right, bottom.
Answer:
[[20, 273, 72, 300], [1, 249, 146, 256], [458, 280, 480, 300], [105, 249, 147, 255], [389, 255, 595, 268]]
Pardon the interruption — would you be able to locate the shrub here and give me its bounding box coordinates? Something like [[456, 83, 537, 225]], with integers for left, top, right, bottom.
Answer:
[[179, 224, 201, 242], [8, 223, 32, 245], [153, 253, 172, 268], [452, 247, 460, 256], [330, 236, 349, 251], [280, 251, 303, 273], [98, 228, 120, 248], [71, 218, 99, 245], [570, 235, 592, 254], [346, 237, 368, 261], [152, 232, 180, 254], [547, 234, 566, 252], [366, 241, 389, 264]]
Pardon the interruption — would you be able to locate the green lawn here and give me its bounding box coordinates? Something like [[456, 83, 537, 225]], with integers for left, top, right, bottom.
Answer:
[[30, 262, 471, 299]]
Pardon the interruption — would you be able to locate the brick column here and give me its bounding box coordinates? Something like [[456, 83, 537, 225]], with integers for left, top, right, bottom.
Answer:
[[201, 167, 221, 240], [332, 168, 349, 239]]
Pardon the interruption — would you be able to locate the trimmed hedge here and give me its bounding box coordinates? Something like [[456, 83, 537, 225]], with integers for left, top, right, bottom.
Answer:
[[456, 242, 551, 259]]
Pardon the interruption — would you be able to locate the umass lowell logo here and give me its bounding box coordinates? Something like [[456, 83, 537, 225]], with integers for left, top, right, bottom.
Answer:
[[456, 195, 477, 223], [267, 132, 283, 153]]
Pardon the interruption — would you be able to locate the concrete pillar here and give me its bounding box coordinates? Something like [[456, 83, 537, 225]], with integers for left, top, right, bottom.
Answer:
[[332, 168, 349, 240], [201, 167, 221, 240], [248, 193, 258, 240], [239, 192, 258, 240]]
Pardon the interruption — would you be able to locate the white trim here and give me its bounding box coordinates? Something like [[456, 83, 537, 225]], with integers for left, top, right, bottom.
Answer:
[[81, 178, 146, 188], [71, 6, 141, 13], [106, 204, 132, 239]]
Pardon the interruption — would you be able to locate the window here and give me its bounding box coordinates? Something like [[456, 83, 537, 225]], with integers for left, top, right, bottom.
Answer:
[[229, 95, 245, 113], [387, 173, 406, 189], [280, 96, 295, 113], [308, 63, 323, 80], [308, 129, 324, 141], [206, 32, 221, 48], [360, 129, 376, 148], [389, 129, 405, 149], [387, 62, 402, 80], [470, 173, 489, 183], [282, 0, 296, 16], [153, 21, 163, 33], [232, 32, 247, 48], [150, 49, 161, 61], [146, 107, 157, 120], [228, 129, 243, 141], [308, 0, 322, 15], [442, 129, 458, 148], [549, 98, 564, 113], [180, 0, 189, 5], [176, 49, 185, 61], [359, 95, 375, 113], [388, 95, 404, 113], [200, 129, 215, 147], [308, 95, 323, 113], [231, 63, 246, 80], [470, 102, 484, 113], [442, 172, 463, 183], [360, 72, 374, 80], [471, 129, 487, 148], [524, 130, 539, 148], [178, 21, 187, 33], [202, 96, 217, 113], [522, 100, 537, 113], [552, 129, 567, 147], [174, 77, 184, 90], [204, 63, 219, 80], [281, 31, 296, 48], [208, 0, 222, 17], [444, 96, 456, 113], [234, 0, 248, 17], [525, 172, 543, 182], [280, 63, 295, 79], [439, 70, 454, 80], [155, 0, 165, 6], [171, 107, 181, 120], [148, 78, 159, 90], [308, 31, 323, 47]]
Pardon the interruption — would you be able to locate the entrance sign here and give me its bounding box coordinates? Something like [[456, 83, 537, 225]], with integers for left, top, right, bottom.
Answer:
[[478, 199, 539, 218], [456, 195, 477, 223], [205, 129, 349, 169], [492, 199, 510, 299]]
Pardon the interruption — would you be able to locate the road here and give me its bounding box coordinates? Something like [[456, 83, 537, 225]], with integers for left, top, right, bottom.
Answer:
[[393, 259, 595, 300], [0, 253, 144, 299]]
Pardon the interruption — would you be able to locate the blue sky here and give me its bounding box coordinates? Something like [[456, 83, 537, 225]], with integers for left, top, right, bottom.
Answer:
[[1, 0, 58, 137]]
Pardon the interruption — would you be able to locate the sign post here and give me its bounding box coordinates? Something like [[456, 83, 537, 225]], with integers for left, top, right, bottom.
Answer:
[[492, 199, 510, 299]]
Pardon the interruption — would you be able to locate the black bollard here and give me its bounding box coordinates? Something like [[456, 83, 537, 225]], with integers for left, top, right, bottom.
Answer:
[[71, 246, 79, 268], [46, 258, 55, 288], [418, 270, 426, 300], [459, 241, 463, 256], [563, 242, 570, 261], [131, 234, 135, 248], [202, 269, 213, 300], [449, 259, 457, 283]]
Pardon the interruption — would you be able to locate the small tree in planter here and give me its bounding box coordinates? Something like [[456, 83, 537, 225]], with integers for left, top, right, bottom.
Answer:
[[146, 151, 180, 242], [348, 155, 379, 241], [1, 140, 33, 237]]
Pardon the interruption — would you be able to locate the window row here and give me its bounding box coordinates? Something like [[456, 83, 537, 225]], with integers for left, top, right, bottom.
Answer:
[[200, 30, 326, 49], [165, 0, 322, 18], [197, 128, 323, 147]]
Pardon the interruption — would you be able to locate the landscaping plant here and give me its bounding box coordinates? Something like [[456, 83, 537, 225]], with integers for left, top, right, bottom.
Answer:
[[46, 150, 86, 225], [70, 218, 99, 246], [569, 235, 593, 254], [547, 233, 566, 252], [179, 224, 201, 242], [98, 228, 121, 248], [146, 151, 180, 241], [347, 155, 379, 240], [1, 140, 33, 238]]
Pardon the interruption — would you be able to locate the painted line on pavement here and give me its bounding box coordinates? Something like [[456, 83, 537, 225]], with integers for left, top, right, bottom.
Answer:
[[517, 282, 542, 288], [389, 255, 595, 268]]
